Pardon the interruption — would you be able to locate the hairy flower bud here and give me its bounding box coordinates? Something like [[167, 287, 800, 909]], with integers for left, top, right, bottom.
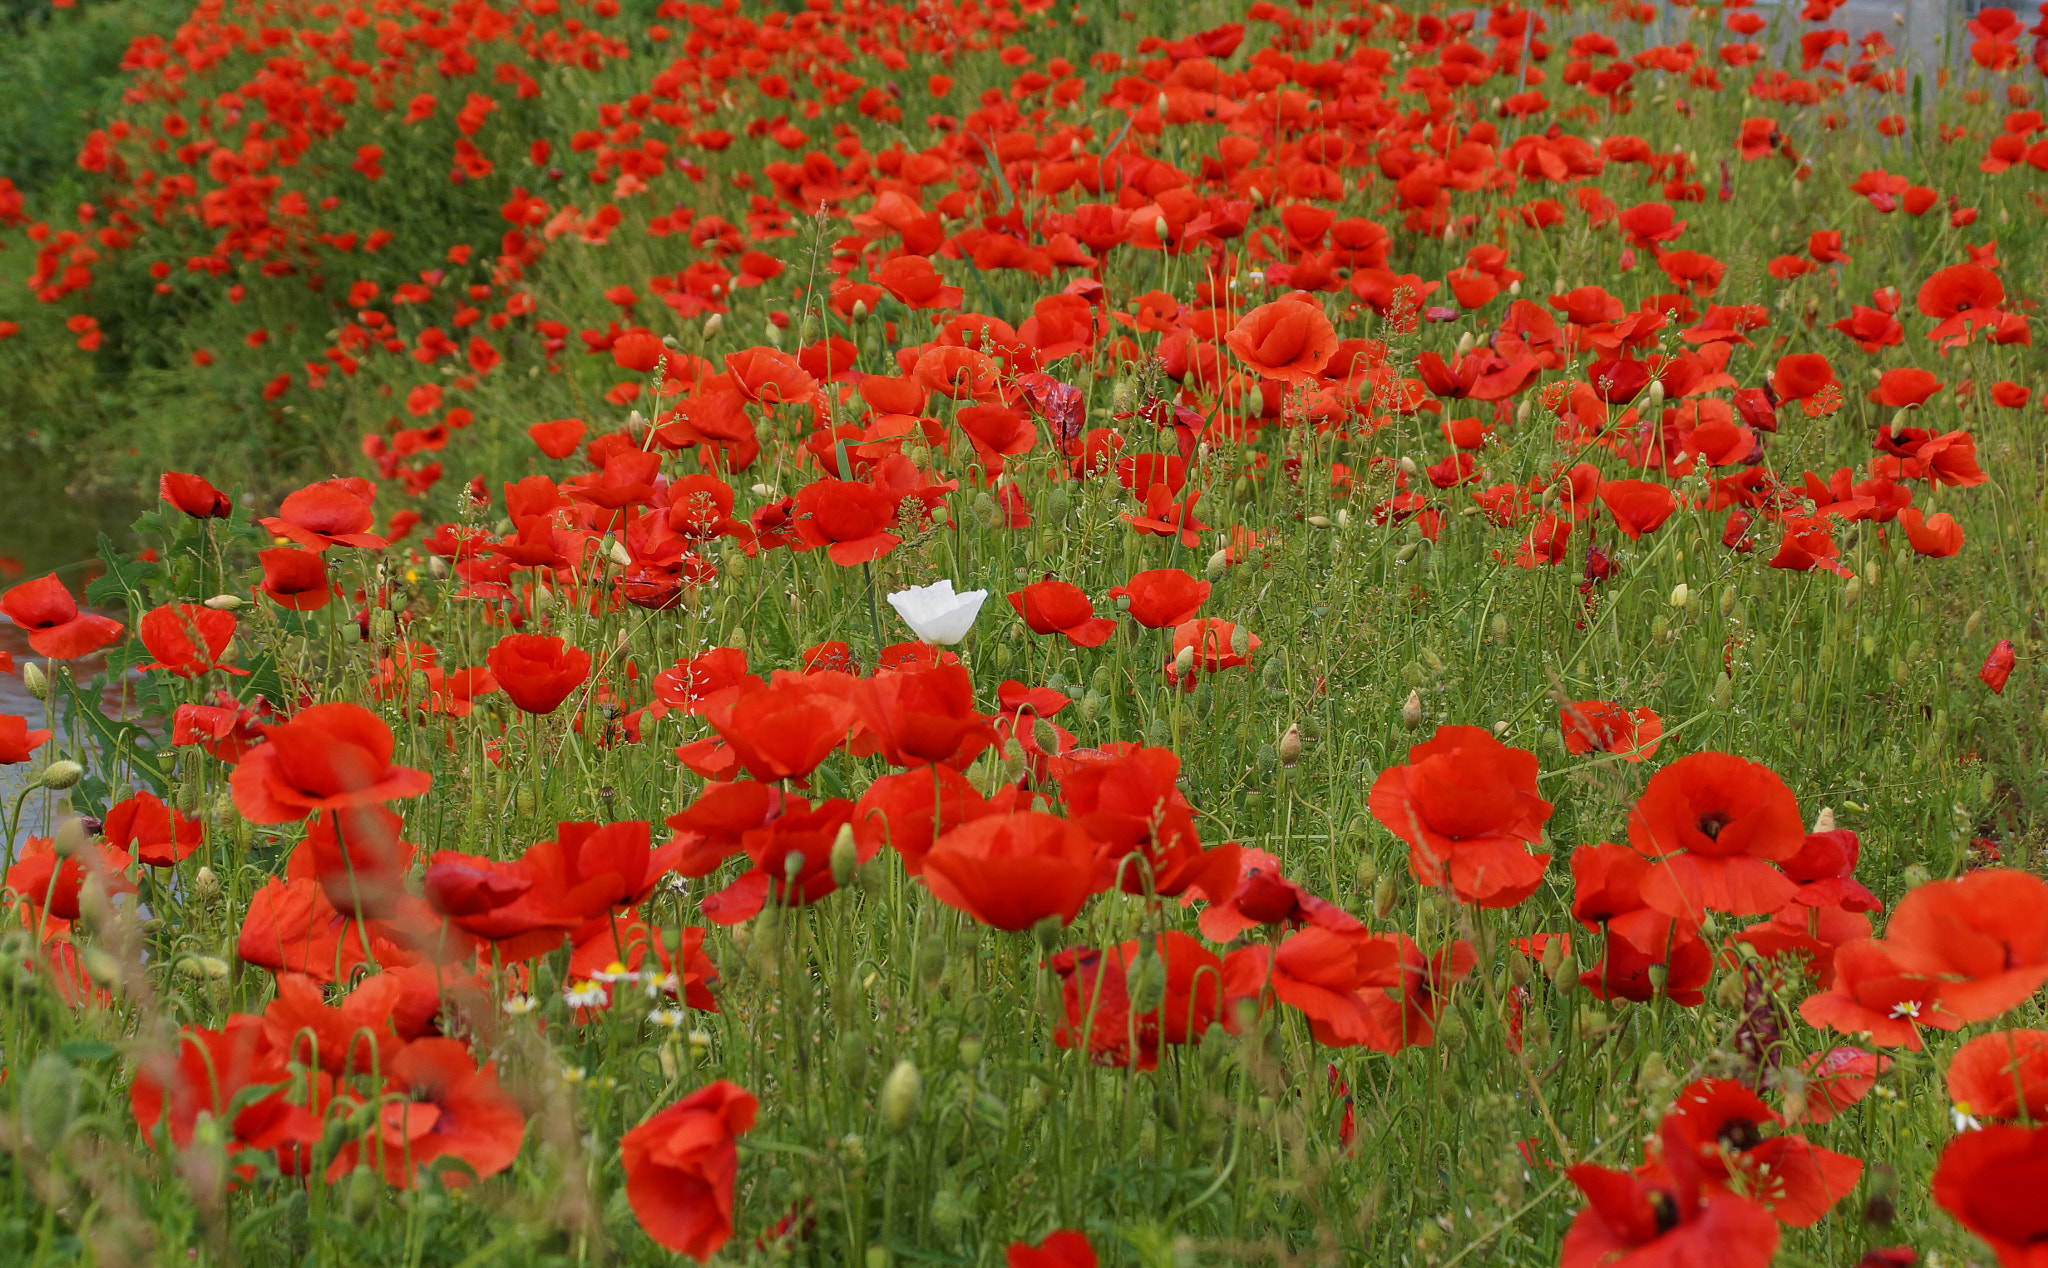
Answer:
[[881, 1060, 922, 1133], [830, 823, 858, 887], [1401, 689, 1423, 730], [38, 760, 83, 791]]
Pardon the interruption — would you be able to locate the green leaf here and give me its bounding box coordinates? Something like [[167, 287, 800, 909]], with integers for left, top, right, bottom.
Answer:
[[57, 1039, 117, 1062], [82, 532, 160, 611]]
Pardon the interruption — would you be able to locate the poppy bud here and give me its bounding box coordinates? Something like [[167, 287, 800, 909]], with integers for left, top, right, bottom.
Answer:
[[82, 945, 121, 988], [1843, 577, 1862, 606], [203, 593, 244, 611], [1713, 673, 1733, 709], [1372, 874, 1397, 918], [38, 760, 83, 791], [703, 313, 723, 338], [1172, 645, 1196, 677], [1636, 1052, 1672, 1097], [1719, 585, 1738, 618], [1437, 1013, 1468, 1049], [881, 1059, 922, 1133], [1540, 937, 1563, 978], [1278, 724, 1302, 767], [193, 866, 221, 906], [830, 824, 858, 887], [1153, 216, 1169, 244], [851, 300, 869, 321], [1647, 963, 1669, 991], [514, 785, 537, 817], [1863, 559, 1881, 587], [1230, 624, 1252, 658], [1455, 332, 1475, 357], [606, 537, 632, 568], [1032, 914, 1064, 952], [661, 334, 681, 351], [427, 555, 449, 579], [782, 850, 807, 888], [1508, 279, 1521, 296], [1669, 583, 1690, 608], [22, 663, 48, 701], [1355, 855, 1379, 888], [1811, 806, 1835, 833], [1490, 613, 1509, 643], [1645, 379, 1666, 413], [1551, 953, 1579, 993], [20, 1053, 79, 1152], [1401, 689, 1423, 730], [1398, 455, 1418, 475]]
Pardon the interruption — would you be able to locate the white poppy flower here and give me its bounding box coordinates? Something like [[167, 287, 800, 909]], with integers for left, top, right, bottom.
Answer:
[[886, 579, 987, 645]]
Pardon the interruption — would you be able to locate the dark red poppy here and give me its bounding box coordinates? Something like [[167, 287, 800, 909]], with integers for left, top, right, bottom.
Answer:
[[1008, 580, 1116, 648], [486, 633, 592, 715], [1627, 753, 1803, 917], [258, 547, 331, 611], [0, 574, 124, 659], [229, 701, 432, 824], [621, 1080, 757, 1261], [160, 471, 232, 518], [1193, 846, 1362, 942]]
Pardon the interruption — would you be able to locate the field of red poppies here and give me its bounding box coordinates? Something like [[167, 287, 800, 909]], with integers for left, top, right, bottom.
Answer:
[[2, 0, 2047, 1263]]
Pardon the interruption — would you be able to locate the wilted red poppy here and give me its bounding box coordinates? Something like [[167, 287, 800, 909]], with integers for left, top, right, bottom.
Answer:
[[1108, 568, 1210, 629], [160, 471, 232, 518], [329, 1038, 525, 1188], [1884, 868, 2048, 1022], [1562, 1120, 1779, 1268], [259, 478, 387, 552], [621, 1080, 757, 1262], [229, 701, 432, 824], [922, 811, 1097, 931], [1225, 299, 1337, 383], [258, 547, 331, 611], [1559, 701, 1663, 761], [1982, 639, 2017, 692], [0, 574, 124, 659], [1599, 480, 1679, 539], [1368, 725, 1554, 908], [1008, 580, 1116, 648], [0, 713, 52, 764], [1948, 1030, 2048, 1124], [138, 603, 245, 678], [105, 790, 204, 867], [486, 633, 592, 715], [1930, 1122, 2048, 1267], [1659, 1078, 1863, 1226], [1627, 753, 1804, 917]]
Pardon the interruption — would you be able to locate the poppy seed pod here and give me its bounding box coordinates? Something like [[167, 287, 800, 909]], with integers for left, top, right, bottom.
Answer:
[[880, 1060, 922, 1133]]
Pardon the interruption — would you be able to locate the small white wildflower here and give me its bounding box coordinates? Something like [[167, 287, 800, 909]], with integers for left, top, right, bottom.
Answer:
[[563, 980, 610, 1009], [1952, 1105, 1982, 1132], [590, 960, 638, 985], [502, 993, 538, 1015], [648, 1007, 687, 1029]]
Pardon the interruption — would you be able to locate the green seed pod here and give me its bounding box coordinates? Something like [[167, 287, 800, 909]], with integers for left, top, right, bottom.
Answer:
[[880, 1060, 922, 1133], [20, 1053, 79, 1152]]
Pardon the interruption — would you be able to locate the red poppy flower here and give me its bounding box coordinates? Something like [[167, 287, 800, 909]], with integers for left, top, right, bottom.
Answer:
[[621, 1080, 758, 1262], [1898, 506, 1964, 557], [105, 790, 204, 867], [1193, 846, 1362, 942], [700, 679, 859, 782], [1660, 1078, 1863, 1226], [1798, 938, 1962, 1050], [160, 471, 232, 518], [1983, 639, 2017, 693], [1627, 753, 1804, 917], [130, 1018, 317, 1168], [849, 765, 988, 876], [1790, 1047, 1890, 1125], [857, 662, 993, 769], [1948, 1030, 2048, 1124], [923, 811, 1098, 931], [1917, 263, 2005, 320], [329, 1038, 525, 1188], [260, 970, 434, 1076], [1562, 1120, 1779, 1268], [1238, 925, 1402, 1047], [6, 834, 136, 923], [1368, 725, 1554, 908], [1052, 743, 1237, 901], [872, 255, 963, 310], [1225, 299, 1337, 383], [1049, 932, 1238, 1070], [259, 478, 387, 552], [138, 603, 246, 678], [0, 574, 123, 659], [1884, 868, 2048, 1022], [229, 701, 433, 824], [792, 478, 903, 565], [1770, 352, 1836, 402], [1599, 480, 1679, 539], [1008, 580, 1116, 648], [257, 547, 331, 611], [1008, 1230, 1097, 1268], [486, 633, 592, 715], [698, 796, 858, 925], [1107, 568, 1211, 629], [1559, 701, 1663, 761], [528, 417, 587, 458], [0, 713, 52, 764], [1930, 1122, 2048, 1267]]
